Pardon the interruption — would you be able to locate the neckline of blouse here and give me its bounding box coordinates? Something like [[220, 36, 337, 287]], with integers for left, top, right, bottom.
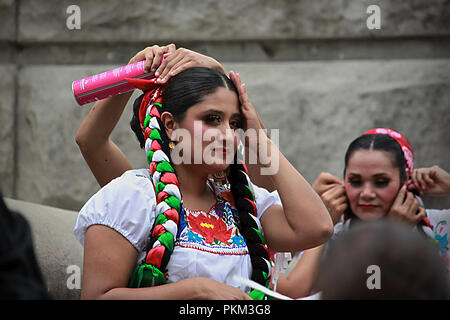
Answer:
[[182, 178, 223, 215]]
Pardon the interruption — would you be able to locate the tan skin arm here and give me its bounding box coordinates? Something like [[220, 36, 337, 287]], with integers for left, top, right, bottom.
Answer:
[[274, 246, 325, 298], [258, 150, 332, 251], [75, 92, 135, 187], [273, 173, 346, 298], [75, 44, 226, 187], [229, 71, 333, 252], [244, 117, 277, 192]]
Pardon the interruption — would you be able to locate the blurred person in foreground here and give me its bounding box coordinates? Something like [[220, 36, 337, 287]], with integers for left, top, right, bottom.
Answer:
[[318, 220, 449, 299]]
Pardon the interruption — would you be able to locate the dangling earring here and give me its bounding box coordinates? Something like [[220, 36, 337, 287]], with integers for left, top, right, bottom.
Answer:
[[168, 141, 176, 149], [212, 169, 229, 187]]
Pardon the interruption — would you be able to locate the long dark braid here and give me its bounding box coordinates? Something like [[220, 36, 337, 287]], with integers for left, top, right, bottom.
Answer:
[[228, 157, 272, 299]]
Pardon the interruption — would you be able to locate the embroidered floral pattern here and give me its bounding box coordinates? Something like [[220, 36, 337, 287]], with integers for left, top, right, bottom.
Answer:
[[176, 182, 249, 255], [433, 219, 449, 270], [435, 220, 449, 255], [188, 211, 233, 245]]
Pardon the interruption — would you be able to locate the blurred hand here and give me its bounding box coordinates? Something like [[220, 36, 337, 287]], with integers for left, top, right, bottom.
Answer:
[[408, 165, 450, 197], [312, 172, 343, 196], [321, 184, 348, 225], [388, 186, 425, 225]]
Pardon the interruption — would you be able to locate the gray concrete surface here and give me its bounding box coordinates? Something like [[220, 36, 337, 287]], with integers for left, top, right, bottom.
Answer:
[[6, 60, 450, 211], [4, 198, 82, 300]]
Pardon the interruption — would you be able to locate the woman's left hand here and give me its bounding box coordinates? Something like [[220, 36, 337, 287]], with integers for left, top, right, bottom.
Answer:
[[229, 71, 264, 132], [156, 48, 226, 84], [229, 71, 272, 166], [387, 186, 426, 225], [128, 44, 176, 73], [409, 165, 450, 197], [129, 45, 226, 85]]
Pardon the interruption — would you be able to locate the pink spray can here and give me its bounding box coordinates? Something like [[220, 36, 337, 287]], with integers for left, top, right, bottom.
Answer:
[[72, 60, 155, 106]]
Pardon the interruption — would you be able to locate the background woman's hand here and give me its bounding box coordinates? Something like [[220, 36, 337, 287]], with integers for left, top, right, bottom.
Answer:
[[409, 165, 450, 197], [320, 185, 348, 225], [387, 186, 425, 225], [311, 172, 347, 225], [312, 172, 343, 196]]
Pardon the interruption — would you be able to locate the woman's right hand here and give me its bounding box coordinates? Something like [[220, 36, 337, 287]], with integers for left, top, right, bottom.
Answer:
[[128, 45, 226, 84], [312, 172, 347, 225], [312, 172, 348, 225], [192, 278, 252, 300], [320, 185, 348, 225], [312, 172, 343, 196]]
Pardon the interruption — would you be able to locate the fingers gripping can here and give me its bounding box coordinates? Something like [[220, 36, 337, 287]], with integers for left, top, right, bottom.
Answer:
[[72, 60, 154, 106]]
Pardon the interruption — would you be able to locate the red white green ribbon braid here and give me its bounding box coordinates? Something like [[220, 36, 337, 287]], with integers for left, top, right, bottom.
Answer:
[[125, 78, 182, 288]]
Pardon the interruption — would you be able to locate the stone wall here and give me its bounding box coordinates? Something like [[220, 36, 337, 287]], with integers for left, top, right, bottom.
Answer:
[[1, 0, 450, 211]]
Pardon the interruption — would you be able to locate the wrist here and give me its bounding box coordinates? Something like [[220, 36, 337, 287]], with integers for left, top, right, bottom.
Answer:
[[208, 57, 226, 74], [257, 137, 276, 168]]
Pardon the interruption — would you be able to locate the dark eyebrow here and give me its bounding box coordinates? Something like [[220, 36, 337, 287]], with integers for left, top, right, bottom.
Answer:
[[348, 173, 390, 178], [201, 109, 223, 116], [201, 109, 242, 118], [347, 173, 361, 178], [373, 173, 390, 178]]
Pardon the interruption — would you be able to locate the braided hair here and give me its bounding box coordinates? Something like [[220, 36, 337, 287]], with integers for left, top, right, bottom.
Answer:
[[127, 67, 272, 299]]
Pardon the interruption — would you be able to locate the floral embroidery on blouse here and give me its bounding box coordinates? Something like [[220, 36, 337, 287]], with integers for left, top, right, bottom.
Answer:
[[433, 219, 449, 270], [176, 181, 249, 255]]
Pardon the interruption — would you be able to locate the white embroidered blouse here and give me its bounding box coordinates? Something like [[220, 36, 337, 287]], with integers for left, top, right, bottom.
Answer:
[[74, 168, 282, 292]]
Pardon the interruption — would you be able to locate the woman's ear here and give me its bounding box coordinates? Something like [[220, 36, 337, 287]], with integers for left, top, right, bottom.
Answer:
[[160, 111, 178, 141]]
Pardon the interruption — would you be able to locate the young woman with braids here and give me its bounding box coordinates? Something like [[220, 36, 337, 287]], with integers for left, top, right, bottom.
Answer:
[[274, 129, 450, 298], [74, 46, 333, 299]]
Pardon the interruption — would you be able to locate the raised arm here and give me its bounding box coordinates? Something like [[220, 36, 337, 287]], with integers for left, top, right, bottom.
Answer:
[[229, 71, 333, 252], [274, 173, 349, 298], [75, 45, 175, 186], [75, 45, 226, 187], [75, 91, 135, 187], [275, 246, 325, 298]]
